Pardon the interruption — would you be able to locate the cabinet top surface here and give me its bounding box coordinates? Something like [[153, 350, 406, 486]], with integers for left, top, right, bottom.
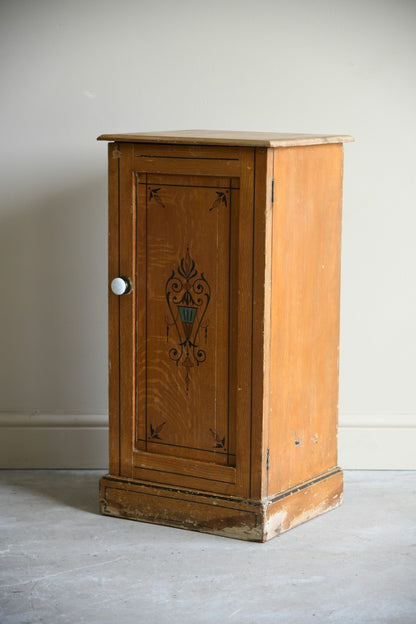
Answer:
[[97, 129, 354, 147]]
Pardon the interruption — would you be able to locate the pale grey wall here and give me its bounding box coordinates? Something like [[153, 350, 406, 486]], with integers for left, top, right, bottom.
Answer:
[[1, 0, 415, 419]]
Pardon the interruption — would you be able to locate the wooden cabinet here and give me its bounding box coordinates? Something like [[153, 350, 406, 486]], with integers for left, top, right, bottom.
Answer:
[[98, 130, 353, 542]]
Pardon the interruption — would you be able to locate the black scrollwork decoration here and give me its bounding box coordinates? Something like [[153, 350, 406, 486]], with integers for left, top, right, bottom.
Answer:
[[166, 248, 210, 393]]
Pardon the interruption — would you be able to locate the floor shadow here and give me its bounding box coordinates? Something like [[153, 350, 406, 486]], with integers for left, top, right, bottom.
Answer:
[[0, 469, 106, 515]]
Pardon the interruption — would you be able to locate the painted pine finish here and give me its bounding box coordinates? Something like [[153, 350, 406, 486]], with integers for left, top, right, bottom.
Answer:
[[100, 131, 351, 541], [98, 129, 354, 147], [267, 144, 344, 495]]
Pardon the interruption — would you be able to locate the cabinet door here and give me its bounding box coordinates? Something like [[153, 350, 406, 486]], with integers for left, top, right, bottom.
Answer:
[[109, 143, 254, 497]]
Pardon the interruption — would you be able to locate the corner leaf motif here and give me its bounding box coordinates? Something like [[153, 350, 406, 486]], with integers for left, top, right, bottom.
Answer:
[[209, 191, 228, 211], [209, 428, 226, 450], [149, 422, 166, 440], [149, 187, 165, 208]]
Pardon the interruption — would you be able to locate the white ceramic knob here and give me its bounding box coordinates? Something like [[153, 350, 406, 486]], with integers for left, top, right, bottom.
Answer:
[[110, 277, 131, 295]]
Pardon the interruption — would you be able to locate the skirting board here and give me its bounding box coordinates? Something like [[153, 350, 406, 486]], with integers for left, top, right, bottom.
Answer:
[[0, 413, 415, 469], [0, 413, 108, 469]]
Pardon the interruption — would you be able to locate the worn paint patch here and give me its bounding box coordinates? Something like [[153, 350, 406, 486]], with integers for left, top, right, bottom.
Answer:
[[265, 509, 288, 536], [292, 430, 303, 446]]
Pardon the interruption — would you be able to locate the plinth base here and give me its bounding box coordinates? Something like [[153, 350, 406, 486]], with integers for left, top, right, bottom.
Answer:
[[100, 468, 343, 542]]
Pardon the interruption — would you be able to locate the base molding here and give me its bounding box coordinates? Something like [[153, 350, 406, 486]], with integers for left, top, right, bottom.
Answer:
[[100, 469, 343, 542], [0, 412, 108, 469], [338, 414, 416, 469], [0, 413, 415, 469], [265, 469, 343, 538]]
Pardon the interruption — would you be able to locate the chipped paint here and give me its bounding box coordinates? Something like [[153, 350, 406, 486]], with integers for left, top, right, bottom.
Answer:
[[101, 470, 343, 542], [292, 430, 303, 446], [265, 509, 288, 536]]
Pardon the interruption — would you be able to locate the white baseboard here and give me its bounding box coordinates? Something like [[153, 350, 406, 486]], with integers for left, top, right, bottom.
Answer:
[[0, 413, 108, 469], [0, 413, 415, 470], [338, 414, 416, 470]]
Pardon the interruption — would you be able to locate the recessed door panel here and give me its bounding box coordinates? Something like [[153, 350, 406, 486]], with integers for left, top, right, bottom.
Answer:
[[135, 175, 236, 467]]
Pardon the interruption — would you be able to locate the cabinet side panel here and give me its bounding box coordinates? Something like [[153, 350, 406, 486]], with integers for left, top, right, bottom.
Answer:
[[268, 144, 343, 495]]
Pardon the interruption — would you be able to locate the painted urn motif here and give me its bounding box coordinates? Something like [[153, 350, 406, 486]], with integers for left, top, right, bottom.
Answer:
[[166, 249, 210, 393]]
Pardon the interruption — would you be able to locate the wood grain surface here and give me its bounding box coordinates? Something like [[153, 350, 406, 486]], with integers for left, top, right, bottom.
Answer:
[[135, 174, 233, 464], [101, 133, 349, 540], [267, 144, 344, 494], [107, 143, 255, 497], [98, 129, 354, 147]]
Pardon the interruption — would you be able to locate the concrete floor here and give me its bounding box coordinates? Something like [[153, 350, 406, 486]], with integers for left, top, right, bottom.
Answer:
[[0, 471, 415, 624]]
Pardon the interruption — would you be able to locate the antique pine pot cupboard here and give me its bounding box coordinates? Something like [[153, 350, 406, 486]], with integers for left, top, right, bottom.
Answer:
[[98, 130, 354, 542]]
